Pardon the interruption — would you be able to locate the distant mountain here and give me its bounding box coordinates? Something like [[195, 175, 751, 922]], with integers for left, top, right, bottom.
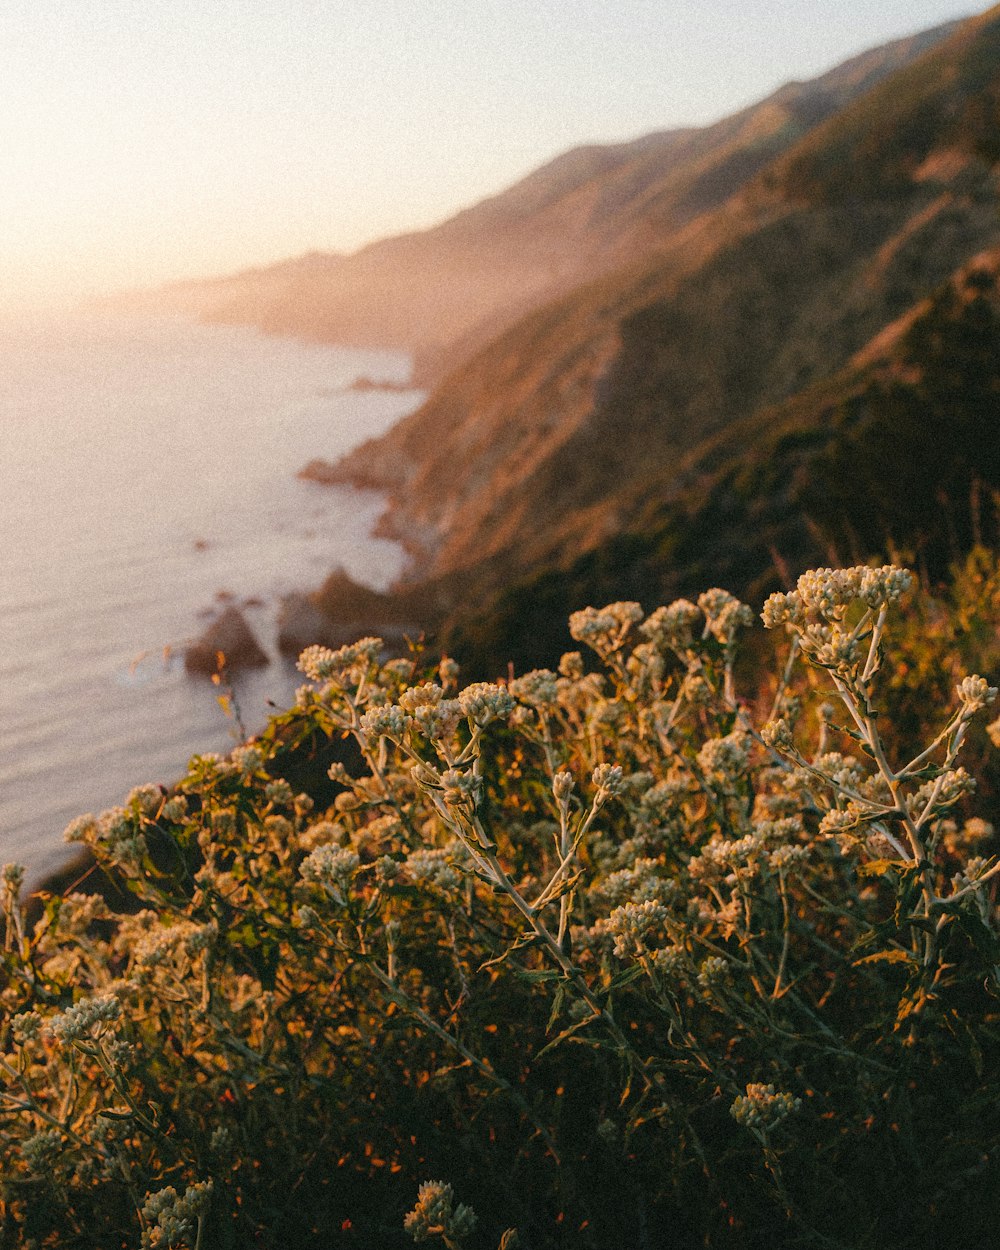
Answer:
[[315, 5, 1000, 672], [138, 19, 959, 382]]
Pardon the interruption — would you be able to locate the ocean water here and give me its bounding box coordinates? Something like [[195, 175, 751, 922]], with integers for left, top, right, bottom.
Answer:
[[0, 310, 419, 879]]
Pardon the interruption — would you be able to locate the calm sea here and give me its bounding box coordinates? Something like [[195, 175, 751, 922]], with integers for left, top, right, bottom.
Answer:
[[1, 310, 418, 879]]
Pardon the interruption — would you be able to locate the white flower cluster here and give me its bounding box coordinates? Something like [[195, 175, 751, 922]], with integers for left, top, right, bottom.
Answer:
[[696, 955, 731, 990], [297, 638, 382, 682], [569, 601, 643, 657], [640, 599, 701, 651], [47, 993, 121, 1044], [762, 565, 913, 630], [509, 668, 559, 708], [20, 1129, 64, 1174], [598, 858, 677, 907], [127, 784, 163, 817], [360, 704, 413, 739], [592, 762, 625, 797], [688, 833, 762, 882], [405, 847, 462, 892], [230, 744, 264, 775], [698, 589, 755, 646], [457, 682, 515, 727], [730, 1082, 801, 1131], [697, 731, 751, 782], [140, 1181, 213, 1249], [597, 899, 669, 959], [404, 1180, 477, 1244], [438, 769, 481, 808], [300, 846, 361, 895], [956, 675, 998, 713]]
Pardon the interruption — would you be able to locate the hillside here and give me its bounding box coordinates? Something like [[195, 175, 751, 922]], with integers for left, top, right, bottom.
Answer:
[[311, 5, 1000, 673], [129, 20, 958, 381], [438, 251, 1000, 671]]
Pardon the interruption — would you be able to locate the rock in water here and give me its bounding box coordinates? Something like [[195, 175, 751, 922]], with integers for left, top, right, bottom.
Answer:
[[185, 606, 269, 676]]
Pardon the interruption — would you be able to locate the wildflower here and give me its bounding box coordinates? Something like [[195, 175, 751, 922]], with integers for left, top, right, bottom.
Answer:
[[698, 731, 750, 781], [768, 843, 809, 873], [64, 813, 98, 843], [406, 847, 462, 891], [761, 718, 794, 751], [910, 767, 976, 814], [761, 590, 804, 629], [439, 655, 461, 686], [160, 795, 188, 822], [650, 946, 687, 978], [592, 762, 625, 797], [697, 956, 732, 990], [398, 682, 444, 712], [510, 668, 559, 708], [300, 846, 360, 895], [404, 1180, 477, 1244], [640, 599, 701, 650], [569, 602, 641, 658], [141, 1182, 213, 1249], [359, 703, 412, 739], [412, 699, 464, 742], [264, 814, 294, 839], [956, 675, 998, 713], [20, 1130, 64, 1174], [231, 744, 264, 775], [698, 590, 754, 645], [375, 855, 401, 884], [47, 994, 121, 1044], [127, 783, 162, 817], [598, 859, 678, 907], [552, 770, 575, 803], [439, 768, 480, 807], [297, 638, 381, 681], [819, 806, 864, 837], [558, 650, 584, 679], [600, 900, 668, 959], [265, 778, 294, 806], [730, 1083, 801, 1131], [11, 1011, 42, 1042], [457, 682, 515, 726]]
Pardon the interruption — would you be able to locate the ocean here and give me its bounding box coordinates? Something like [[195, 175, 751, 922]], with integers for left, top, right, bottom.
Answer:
[[0, 310, 418, 879]]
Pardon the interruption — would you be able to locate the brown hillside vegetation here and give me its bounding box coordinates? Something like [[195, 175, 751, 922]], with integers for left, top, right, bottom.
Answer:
[[322, 5, 1000, 636]]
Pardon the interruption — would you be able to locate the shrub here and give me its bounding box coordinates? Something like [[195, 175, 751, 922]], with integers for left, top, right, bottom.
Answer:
[[2, 565, 999, 1248]]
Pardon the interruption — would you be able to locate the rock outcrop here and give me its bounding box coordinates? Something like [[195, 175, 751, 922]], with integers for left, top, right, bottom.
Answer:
[[185, 606, 269, 677]]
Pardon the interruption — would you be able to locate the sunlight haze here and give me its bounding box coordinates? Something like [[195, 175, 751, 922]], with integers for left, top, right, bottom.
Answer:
[[1, 0, 977, 310]]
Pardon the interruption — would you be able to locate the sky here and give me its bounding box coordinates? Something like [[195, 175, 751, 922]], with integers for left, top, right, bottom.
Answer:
[[0, 0, 980, 310]]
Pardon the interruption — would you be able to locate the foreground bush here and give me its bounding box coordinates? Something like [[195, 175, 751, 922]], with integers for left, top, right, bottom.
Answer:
[[3, 565, 1000, 1248]]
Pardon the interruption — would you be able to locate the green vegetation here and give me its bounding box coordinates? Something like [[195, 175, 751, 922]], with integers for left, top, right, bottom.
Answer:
[[4, 561, 1000, 1248]]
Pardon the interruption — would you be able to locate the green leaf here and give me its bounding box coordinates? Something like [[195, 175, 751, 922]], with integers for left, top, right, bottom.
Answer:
[[547, 983, 567, 1033], [608, 964, 645, 991]]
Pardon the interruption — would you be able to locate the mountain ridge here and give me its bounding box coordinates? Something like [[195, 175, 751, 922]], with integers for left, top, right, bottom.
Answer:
[[122, 18, 962, 384], [326, 7, 1000, 598]]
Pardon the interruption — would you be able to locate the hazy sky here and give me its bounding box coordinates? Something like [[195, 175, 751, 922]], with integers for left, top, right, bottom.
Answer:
[[1, 0, 978, 308]]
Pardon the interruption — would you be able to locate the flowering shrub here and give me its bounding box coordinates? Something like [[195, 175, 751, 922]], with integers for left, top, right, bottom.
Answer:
[[2, 565, 1000, 1248]]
